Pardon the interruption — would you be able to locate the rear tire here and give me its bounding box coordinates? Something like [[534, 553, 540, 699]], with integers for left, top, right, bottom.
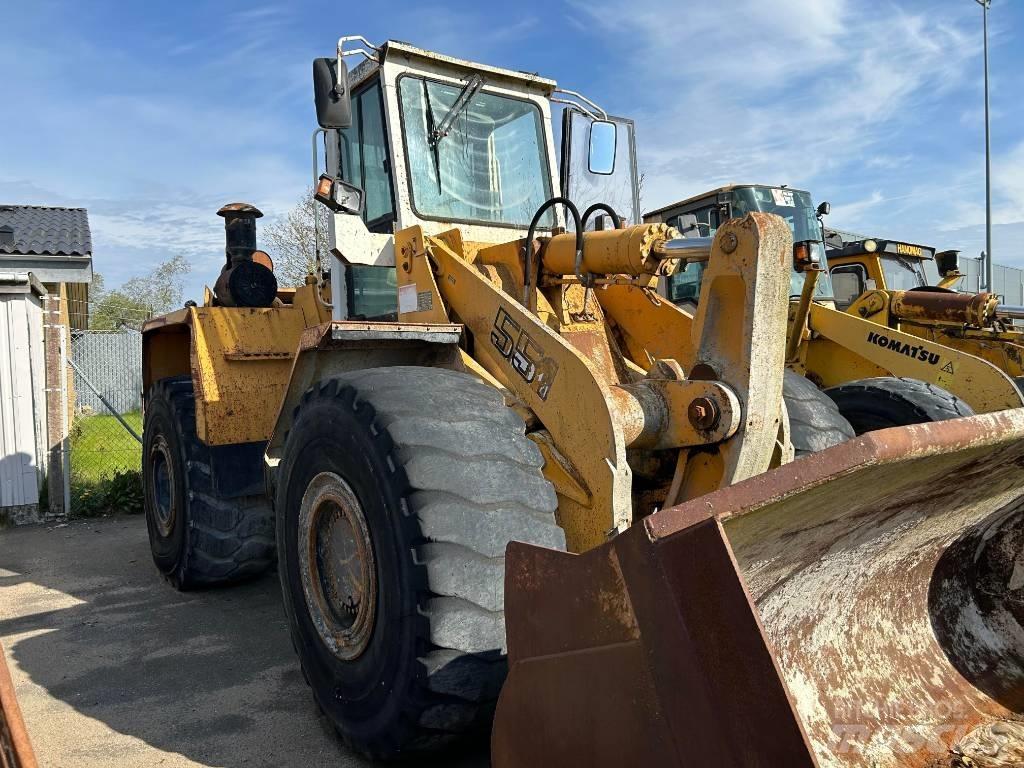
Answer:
[[823, 376, 974, 434], [143, 376, 275, 589], [782, 371, 855, 457], [275, 366, 564, 759]]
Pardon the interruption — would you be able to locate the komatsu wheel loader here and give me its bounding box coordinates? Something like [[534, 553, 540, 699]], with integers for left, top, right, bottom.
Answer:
[[645, 185, 1024, 437], [825, 229, 1024, 384], [141, 37, 1024, 767]]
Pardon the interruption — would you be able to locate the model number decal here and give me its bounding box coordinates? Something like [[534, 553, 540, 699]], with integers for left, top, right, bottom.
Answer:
[[867, 331, 941, 366], [490, 307, 559, 400]]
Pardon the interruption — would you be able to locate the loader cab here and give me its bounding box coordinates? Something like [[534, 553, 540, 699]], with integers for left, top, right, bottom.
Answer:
[[644, 184, 834, 305], [825, 235, 934, 311], [312, 38, 639, 320]]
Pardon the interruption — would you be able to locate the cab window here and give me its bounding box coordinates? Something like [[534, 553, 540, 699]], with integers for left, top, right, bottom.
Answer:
[[830, 265, 867, 311], [670, 204, 720, 237], [339, 80, 396, 232], [880, 255, 928, 291]]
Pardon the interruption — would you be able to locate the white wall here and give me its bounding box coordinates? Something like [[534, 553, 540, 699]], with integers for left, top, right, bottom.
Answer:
[[0, 277, 47, 509]]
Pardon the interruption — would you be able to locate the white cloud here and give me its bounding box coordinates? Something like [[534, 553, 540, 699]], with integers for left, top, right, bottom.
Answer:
[[569, 0, 982, 224]]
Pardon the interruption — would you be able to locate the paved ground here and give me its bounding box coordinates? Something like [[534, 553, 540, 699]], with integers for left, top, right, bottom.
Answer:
[[0, 515, 488, 767]]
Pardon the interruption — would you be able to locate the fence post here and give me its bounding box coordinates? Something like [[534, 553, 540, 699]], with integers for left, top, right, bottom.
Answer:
[[43, 294, 68, 519]]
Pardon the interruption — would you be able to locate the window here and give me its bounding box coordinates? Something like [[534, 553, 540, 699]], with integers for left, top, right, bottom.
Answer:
[[879, 255, 928, 291], [670, 204, 720, 237], [398, 75, 553, 227], [728, 187, 834, 299], [667, 262, 706, 304], [830, 265, 867, 311], [339, 80, 395, 230]]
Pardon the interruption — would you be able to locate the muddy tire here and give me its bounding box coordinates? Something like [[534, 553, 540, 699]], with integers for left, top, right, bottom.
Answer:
[[823, 376, 974, 434], [275, 366, 564, 760], [783, 371, 855, 457], [143, 376, 275, 590]]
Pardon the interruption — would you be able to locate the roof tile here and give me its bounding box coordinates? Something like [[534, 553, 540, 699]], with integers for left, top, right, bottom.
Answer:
[[0, 205, 92, 256]]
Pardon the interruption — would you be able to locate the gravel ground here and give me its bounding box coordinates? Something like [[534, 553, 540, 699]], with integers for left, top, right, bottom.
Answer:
[[0, 514, 488, 768]]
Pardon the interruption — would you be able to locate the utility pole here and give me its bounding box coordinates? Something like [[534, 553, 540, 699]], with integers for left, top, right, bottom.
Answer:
[[976, 0, 993, 292]]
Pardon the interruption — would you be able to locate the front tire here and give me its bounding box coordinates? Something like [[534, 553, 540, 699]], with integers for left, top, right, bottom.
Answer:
[[275, 366, 564, 759], [823, 376, 974, 434], [143, 376, 275, 589], [782, 371, 855, 457]]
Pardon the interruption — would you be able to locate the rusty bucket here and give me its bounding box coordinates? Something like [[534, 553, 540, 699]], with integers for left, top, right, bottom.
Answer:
[[0, 642, 36, 768], [493, 411, 1024, 767]]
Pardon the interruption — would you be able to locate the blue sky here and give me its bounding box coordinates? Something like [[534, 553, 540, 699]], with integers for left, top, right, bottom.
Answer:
[[1, 0, 1021, 298]]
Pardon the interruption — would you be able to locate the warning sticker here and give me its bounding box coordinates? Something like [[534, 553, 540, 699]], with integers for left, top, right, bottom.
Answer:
[[398, 283, 418, 314], [771, 188, 796, 207], [941, 361, 955, 375]]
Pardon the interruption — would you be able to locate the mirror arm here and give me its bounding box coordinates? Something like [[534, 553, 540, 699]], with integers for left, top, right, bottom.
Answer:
[[335, 36, 381, 93], [552, 88, 608, 120]]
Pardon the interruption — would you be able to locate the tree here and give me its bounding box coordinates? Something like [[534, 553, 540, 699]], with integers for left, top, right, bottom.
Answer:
[[261, 187, 329, 287], [89, 254, 191, 330]]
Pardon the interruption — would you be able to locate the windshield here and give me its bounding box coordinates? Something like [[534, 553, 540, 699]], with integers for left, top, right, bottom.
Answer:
[[880, 255, 928, 290], [731, 187, 833, 298], [399, 76, 553, 227]]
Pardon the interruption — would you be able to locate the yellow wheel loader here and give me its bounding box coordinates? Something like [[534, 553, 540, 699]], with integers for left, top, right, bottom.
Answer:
[[141, 38, 1024, 766], [645, 185, 1024, 440], [825, 229, 1024, 384]]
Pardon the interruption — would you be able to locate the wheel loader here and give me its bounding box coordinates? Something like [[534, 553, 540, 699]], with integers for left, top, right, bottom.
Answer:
[[140, 37, 1024, 767], [645, 185, 1024, 438], [825, 228, 1024, 384]]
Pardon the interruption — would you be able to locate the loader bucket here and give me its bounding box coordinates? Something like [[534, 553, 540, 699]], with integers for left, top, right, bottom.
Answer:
[[0, 642, 36, 768], [493, 411, 1024, 768]]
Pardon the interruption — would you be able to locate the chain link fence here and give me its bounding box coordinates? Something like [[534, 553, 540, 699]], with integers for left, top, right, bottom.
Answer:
[[68, 321, 145, 516]]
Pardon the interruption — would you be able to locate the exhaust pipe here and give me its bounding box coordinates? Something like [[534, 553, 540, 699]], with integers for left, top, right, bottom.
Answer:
[[213, 203, 278, 308]]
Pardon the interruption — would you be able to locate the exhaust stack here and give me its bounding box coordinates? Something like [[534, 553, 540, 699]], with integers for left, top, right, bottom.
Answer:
[[214, 203, 278, 308]]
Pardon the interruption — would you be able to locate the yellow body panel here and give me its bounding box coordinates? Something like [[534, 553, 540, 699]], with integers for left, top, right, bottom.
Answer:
[[394, 214, 792, 551], [804, 303, 1023, 411], [827, 250, 1024, 390], [142, 283, 331, 446]]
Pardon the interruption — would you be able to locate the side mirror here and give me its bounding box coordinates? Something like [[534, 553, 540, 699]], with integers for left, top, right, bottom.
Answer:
[[588, 120, 617, 175], [816, 201, 831, 217], [675, 214, 702, 237], [313, 57, 352, 129], [935, 249, 961, 277]]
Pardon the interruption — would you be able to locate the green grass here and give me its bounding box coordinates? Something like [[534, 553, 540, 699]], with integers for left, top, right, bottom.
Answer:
[[71, 411, 142, 481], [70, 411, 144, 517]]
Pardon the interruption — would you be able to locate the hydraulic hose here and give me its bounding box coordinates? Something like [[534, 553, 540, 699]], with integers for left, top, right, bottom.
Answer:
[[523, 197, 583, 307], [580, 203, 622, 231]]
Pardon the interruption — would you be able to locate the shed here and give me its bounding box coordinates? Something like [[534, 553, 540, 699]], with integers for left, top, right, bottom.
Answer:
[[0, 272, 47, 523]]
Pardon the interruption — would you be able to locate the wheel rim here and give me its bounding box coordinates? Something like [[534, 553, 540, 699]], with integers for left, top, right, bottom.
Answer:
[[298, 472, 377, 661], [149, 436, 176, 537]]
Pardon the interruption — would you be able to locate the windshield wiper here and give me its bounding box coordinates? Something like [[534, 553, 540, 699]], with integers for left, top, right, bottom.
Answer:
[[421, 80, 443, 193], [423, 74, 485, 194], [430, 74, 484, 146]]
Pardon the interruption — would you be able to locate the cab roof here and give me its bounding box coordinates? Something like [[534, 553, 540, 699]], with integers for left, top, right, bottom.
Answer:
[[644, 184, 810, 219], [828, 235, 935, 261], [349, 39, 558, 94]]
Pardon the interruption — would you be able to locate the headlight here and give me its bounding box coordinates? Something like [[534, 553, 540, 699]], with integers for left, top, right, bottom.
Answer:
[[863, 239, 877, 253], [314, 174, 364, 216]]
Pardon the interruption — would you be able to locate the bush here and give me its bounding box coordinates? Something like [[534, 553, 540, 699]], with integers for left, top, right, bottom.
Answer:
[[71, 470, 144, 518]]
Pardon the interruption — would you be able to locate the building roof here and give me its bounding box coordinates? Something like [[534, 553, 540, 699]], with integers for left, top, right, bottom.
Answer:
[[0, 205, 92, 256]]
